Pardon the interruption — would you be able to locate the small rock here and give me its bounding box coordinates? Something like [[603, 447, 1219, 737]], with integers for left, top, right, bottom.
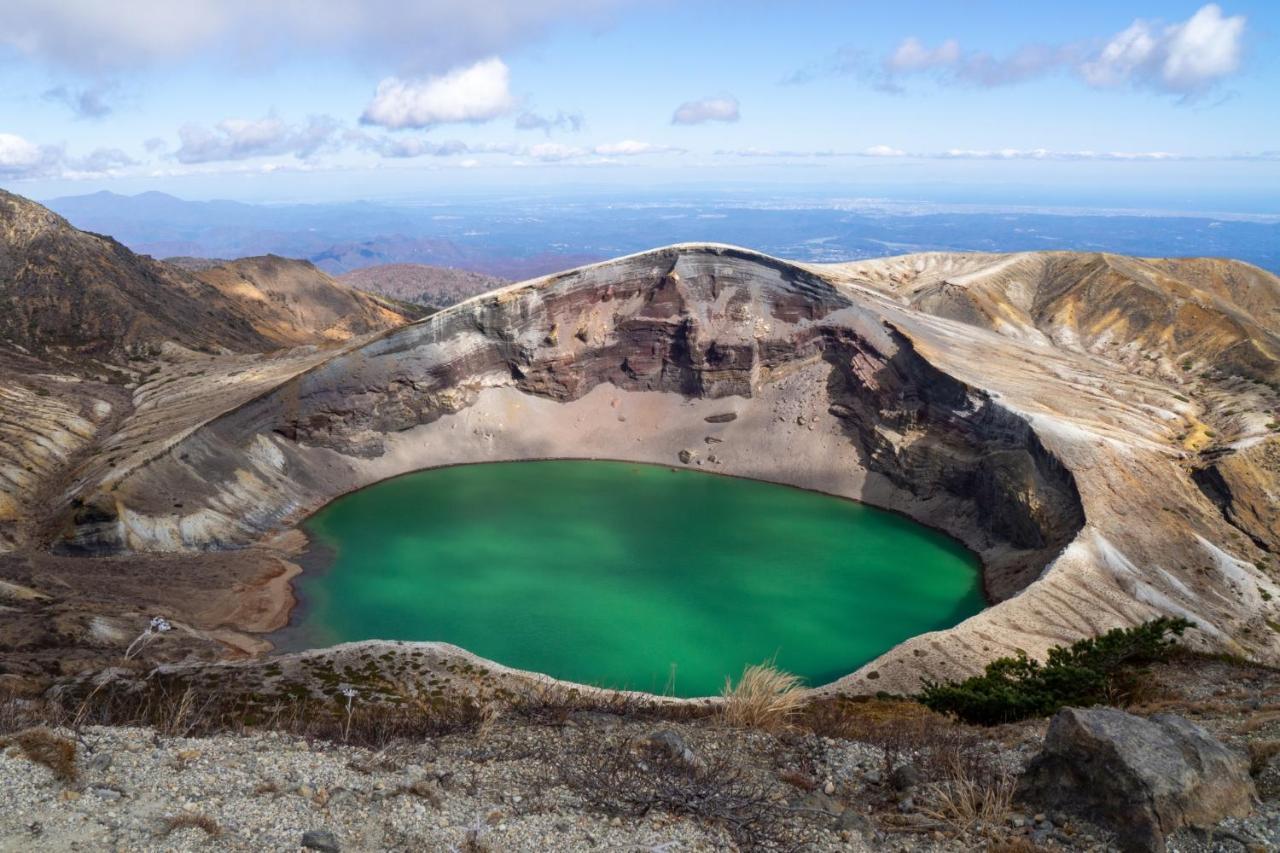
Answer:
[[301, 829, 340, 852], [822, 779, 835, 795], [86, 753, 113, 772], [638, 730, 696, 767], [677, 449, 695, 464], [864, 769, 883, 786], [889, 763, 920, 791]]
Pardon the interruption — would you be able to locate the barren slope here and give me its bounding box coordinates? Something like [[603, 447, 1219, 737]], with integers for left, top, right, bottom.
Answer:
[[192, 255, 411, 345]]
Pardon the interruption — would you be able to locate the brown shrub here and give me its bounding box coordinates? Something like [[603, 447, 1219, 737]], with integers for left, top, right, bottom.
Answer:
[[557, 733, 787, 849], [988, 839, 1051, 853], [0, 727, 77, 783], [1247, 739, 1280, 777], [159, 813, 222, 838]]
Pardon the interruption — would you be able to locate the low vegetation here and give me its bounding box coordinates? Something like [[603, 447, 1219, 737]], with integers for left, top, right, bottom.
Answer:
[[720, 660, 806, 732], [0, 727, 78, 783], [919, 617, 1192, 725], [158, 813, 222, 838]]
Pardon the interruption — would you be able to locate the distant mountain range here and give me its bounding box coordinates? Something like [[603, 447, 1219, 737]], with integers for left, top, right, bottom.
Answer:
[[44, 190, 600, 279]]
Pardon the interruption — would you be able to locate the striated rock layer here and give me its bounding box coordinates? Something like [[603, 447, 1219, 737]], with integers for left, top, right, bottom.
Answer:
[[46, 243, 1280, 693]]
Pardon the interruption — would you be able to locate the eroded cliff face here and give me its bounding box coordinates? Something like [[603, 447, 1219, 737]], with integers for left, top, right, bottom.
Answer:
[[25, 244, 1280, 692]]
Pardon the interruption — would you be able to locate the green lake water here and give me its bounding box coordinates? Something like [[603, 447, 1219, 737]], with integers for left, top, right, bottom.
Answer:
[[278, 460, 985, 696]]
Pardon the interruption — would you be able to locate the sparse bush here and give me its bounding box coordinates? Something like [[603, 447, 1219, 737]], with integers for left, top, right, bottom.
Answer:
[[799, 695, 970, 774], [919, 618, 1192, 725], [720, 661, 805, 732], [158, 813, 222, 838], [1247, 739, 1280, 777], [919, 758, 1016, 835], [0, 727, 78, 783], [557, 733, 787, 849]]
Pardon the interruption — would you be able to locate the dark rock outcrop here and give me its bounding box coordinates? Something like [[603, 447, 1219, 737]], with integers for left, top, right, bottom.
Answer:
[[1017, 707, 1255, 852]]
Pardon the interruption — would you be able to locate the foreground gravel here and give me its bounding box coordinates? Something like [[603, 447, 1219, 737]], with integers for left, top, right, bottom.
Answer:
[[0, 720, 892, 852]]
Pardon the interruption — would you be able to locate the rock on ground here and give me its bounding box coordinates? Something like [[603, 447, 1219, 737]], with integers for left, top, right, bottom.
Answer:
[[1018, 707, 1256, 852]]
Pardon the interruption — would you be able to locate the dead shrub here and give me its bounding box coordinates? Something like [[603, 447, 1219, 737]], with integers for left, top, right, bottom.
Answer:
[[988, 839, 1050, 853], [557, 733, 788, 849], [720, 661, 805, 732], [919, 758, 1016, 835], [0, 727, 78, 783], [800, 695, 979, 776], [1247, 739, 1280, 777], [158, 812, 222, 838], [1238, 709, 1280, 735]]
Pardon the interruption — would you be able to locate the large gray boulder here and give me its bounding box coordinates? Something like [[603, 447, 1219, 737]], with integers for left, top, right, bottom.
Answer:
[[1017, 707, 1254, 853]]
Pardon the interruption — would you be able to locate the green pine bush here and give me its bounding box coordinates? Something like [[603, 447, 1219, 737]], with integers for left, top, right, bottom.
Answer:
[[918, 617, 1192, 725]]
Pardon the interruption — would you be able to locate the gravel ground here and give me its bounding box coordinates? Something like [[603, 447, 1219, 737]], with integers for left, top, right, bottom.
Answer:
[[0, 721, 881, 853], [7, 656, 1280, 851]]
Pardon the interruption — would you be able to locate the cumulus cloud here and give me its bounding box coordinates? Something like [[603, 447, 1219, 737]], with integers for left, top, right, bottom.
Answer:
[[174, 114, 340, 163], [1081, 3, 1245, 95], [0, 0, 638, 74], [789, 4, 1246, 98], [41, 81, 115, 118], [0, 133, 138, 178], [361, 58, 516, 130], [0, 133, 63, 178], [671, 95, 740, 125], [515, 110, 584, 135]]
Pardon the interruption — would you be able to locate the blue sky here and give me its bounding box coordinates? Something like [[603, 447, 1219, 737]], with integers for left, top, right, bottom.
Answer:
[[1, 1, 1277, 209]]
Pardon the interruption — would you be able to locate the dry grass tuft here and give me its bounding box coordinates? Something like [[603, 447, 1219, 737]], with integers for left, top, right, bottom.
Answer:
[[919, 755, 1016, 835], [720, 661, 805, 732], [159, 812, 222, 838], [1237, 709, 1280, 735], [0, 727, 78, 783], [988, 839, 1051, 853], [1247, 739, 1280, 777]]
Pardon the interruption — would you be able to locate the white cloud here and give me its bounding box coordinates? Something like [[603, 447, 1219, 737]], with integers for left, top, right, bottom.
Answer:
[[361, 58, 516, 130], [671, 95, 740, 125], [861, 145, 906, 157], [885, 37, 960, 73], [71, 147, 137, 173], [1083, 3, 1245, 95], [0, 133, 61, 178], [937, 148, 1180, 161], [795, 4, 1245, 98], [0, 134, 138, 178], [0, 0, 638, 73], [175, 114, 339, 163], [592, 140, 682, 156], [526, 142, 586, 162]]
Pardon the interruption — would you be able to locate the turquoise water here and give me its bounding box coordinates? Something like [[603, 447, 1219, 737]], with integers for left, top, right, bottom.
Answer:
[[279, 460, 984, 696]]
